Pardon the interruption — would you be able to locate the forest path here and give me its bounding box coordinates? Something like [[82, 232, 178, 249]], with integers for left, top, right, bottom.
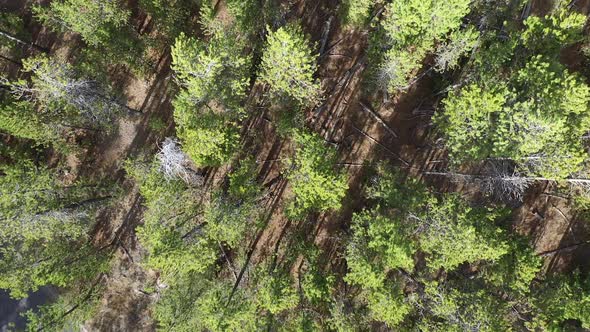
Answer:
[[81, 34, 176, 332], [81, 62, 174, 332]]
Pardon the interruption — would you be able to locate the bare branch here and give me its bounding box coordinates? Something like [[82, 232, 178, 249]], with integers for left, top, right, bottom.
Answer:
[[157, 138, 204, 187]]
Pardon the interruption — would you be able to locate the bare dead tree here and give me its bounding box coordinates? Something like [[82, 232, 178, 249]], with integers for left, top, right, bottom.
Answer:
[[434, 28, 479, 73], [480, 160, 534, 203], [157, 138, 204, 187], [3, 57, 139, 128], [424, 169, 590, 200]]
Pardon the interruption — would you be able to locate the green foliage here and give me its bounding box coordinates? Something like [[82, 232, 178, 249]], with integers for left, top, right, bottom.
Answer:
[[8, 2, 590, 331], [226, 0, 263, 37], [299, 248, 335, 305], [510, 57, 590, 178], [522, 9, 586, 57], [260, 23, 320, 105], [377, 0, 471, 91], [437, 7, 590, 178], [436, 84, 507, 161], [176, 113, 240, 167], [129, 153, 262, 331], [77, 31, 147, 77], [274, 106, 305, 136], [344, 169, 420, 295], [203, 194, 259, 247], [417, 281, 511, 331], [147, 115, 167, 133], [532, 273, 590, 330], [572, 192, 590, 222], [340, 0, 376, 28], [190, 281, 258, 332], [33, 0, 130, 47], [364, 286, 411, 328], [344, 239, 387, 290], [327, 299, 371, 331], [0, 12, 30, 56], [287, 131, 348, 216], [434, 26, 479, 72], [482, 237, 542, 295], [0, 98, 63, 148], [139, 0, 195, 40], [301, 269, 334, 305], [279, 311, 323, 332], [350, 210, 416, 272], [365, 165, 429, 212], [154, 277, 258, 332], [344, 166, 515, 327], [0, 160, 110, 298], [171, 31, 250, 112], [228, 157, 261, 201], [152, 272, 208, 331], [256, 272, 299, 314], [127, 159, 215, 282], [171, 26, 251, 167], [470, 30, 519, 82], [438, 56, 590, 178], [24, 279, 104, 332], [33, 0, 146, 74], [7, 55, 123, 129], [354, 166, 509, 272], [418, 195, 509, 270]]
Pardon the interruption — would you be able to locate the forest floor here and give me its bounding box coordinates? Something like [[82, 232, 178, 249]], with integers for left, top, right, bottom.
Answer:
[[3, 0, 590, 330]]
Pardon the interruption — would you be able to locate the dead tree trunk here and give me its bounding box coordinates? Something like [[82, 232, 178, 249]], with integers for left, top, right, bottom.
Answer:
[[359, 101, 399, 138], [423, 170, 590, 185], [0, 54, 21, 66], [0, 29, 49, 53]]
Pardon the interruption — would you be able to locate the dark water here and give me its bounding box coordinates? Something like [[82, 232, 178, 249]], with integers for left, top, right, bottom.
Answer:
[[0, 288, 56, 331]]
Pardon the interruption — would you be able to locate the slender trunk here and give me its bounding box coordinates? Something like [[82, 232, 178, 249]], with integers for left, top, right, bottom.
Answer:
[[226, 224, 268, 306], [359, 101, 399, 138], [423, 170, 590, 185], [0, 195, 113, 222], [218, 242, 238, 282], [0, 54, 21, 66], [352, 124, 409, 165], [181, 223, 204, 240], [37, 273, 105, 332], [94, 92, 142, 114], [63, 196, 113, 210], [538, 241, 590, 257], [0, 29, 49, 53], [318, 16, 333, 56]]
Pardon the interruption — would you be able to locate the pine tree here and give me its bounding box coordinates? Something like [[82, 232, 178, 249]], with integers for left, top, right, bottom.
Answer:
[[170, 23, 251, 167], [259, 23, 320, 105], [0, 160, 111, 299], [33, 0, 130, 47], [286, 131, 348, 216], [437, 57, 590, 179], [376, 0, 471, 91]]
